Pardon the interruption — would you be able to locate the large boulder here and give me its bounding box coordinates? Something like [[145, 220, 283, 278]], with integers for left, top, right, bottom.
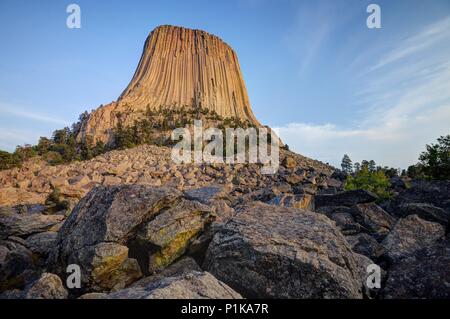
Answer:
[[345, 233, 385, 261], [130, 257, 201, 288], [107, 271, 242, 299], [0, 240, 37, 292], [0, 207, 64, 239], [24, 273, 68, 299], [383, 239, 450, 298], [203, 202, 362, 298], [25, 231, 57, 258], [48, 185, 213, 292], [381, 215, 445, 264], [352, 203, 395, 241], [387, 180, 450, 215], [317, 203, 394, 242], [67, 242, 142, 292], [395, 203, 449, 227], [129, 198, 212, 274], [0, 187, 44, 207], [184, 186, 228, 204], [317, 206, 363, 235], [315, 189, 378, 209]]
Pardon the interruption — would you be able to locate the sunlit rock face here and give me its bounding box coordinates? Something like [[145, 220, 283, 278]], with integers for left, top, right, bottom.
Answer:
[[77, 25, 259, 145]]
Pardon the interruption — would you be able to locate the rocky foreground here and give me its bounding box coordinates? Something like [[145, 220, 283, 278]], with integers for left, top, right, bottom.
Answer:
[[0, 144, 449, 299]]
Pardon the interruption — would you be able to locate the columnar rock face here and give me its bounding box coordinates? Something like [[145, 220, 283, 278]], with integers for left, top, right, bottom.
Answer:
[[77, 25, 259, 144], [204, 202, 363, 299]]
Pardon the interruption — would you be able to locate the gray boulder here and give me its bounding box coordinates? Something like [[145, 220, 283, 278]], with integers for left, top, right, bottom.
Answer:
[[315, 189, 378, 209], [345, 233, 385, 261], [317, 203, 394, 242], [184, 186, 227, 204], [204, 201, 362, 298], [381, 215, 445, 264], [24, 273, 68, 299], [352, 203, 395, 241], [0, 240, 37, 292], [108, 271, 242, 299], [383, 239, 450, 298], [387, 180, 450, 216], [396, 203, 449, 227], [129, 198, 212, 274], [0, 207, 64, 239], [130, 257, 201, 288], [317, 206, 363, 235], [25, 231, 57, 257], [49, 185, 212, 292], [64, 241, 142, 292]]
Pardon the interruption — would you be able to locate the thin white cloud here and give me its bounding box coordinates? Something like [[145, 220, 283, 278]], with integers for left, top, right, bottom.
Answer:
[[0, 128, 45, 151], [283, 1, 335, 76], [0, 103, 70, 126], [275, 101, 450, 168], [371, 16, 450, 71], [297, 24, 329, 75], [275, 16, 450, 169]]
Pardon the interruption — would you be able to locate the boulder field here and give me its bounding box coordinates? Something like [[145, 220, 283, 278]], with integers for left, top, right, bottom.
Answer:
[[1, 145, 450, 299]]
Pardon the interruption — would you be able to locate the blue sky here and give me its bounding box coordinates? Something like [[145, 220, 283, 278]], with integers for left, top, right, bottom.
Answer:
[[0, 0, 449, 168]]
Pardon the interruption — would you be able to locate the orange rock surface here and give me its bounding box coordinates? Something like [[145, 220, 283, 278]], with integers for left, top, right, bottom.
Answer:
[[78, 25, 259, 144]]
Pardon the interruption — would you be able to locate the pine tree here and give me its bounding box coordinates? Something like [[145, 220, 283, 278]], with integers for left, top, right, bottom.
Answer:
[[361, 160, 369, 171], [368, 160, 376, 173], [341, 154, 353, 174]]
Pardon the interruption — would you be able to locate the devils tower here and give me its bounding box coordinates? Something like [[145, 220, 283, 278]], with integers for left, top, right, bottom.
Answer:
[[77, 25, 260, 144]]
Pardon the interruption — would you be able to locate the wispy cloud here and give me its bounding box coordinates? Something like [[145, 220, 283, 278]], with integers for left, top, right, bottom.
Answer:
[[0, 103, 71, 151], [275, 101, 450, 168], [0, 127, 45, 150], [0, 103, 70, 126], [283, 1, 336, 76], [371, 16, 450, 71], [297, 24, 329, 75], [275, 16, 450, 168]]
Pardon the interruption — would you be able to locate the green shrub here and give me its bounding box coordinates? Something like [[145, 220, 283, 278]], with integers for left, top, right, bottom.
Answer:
[[44, 151, 64, 165], [345, 166, 392, 200], [0, 150, 21, 170], [14, 144, 37, 161]]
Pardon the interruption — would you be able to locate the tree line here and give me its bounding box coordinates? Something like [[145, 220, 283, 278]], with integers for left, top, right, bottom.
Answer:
[[0, 112, 106, 170], [0, 105, 258, 170], [341, 134, 450, 180], [339, 134, 450, 200]]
